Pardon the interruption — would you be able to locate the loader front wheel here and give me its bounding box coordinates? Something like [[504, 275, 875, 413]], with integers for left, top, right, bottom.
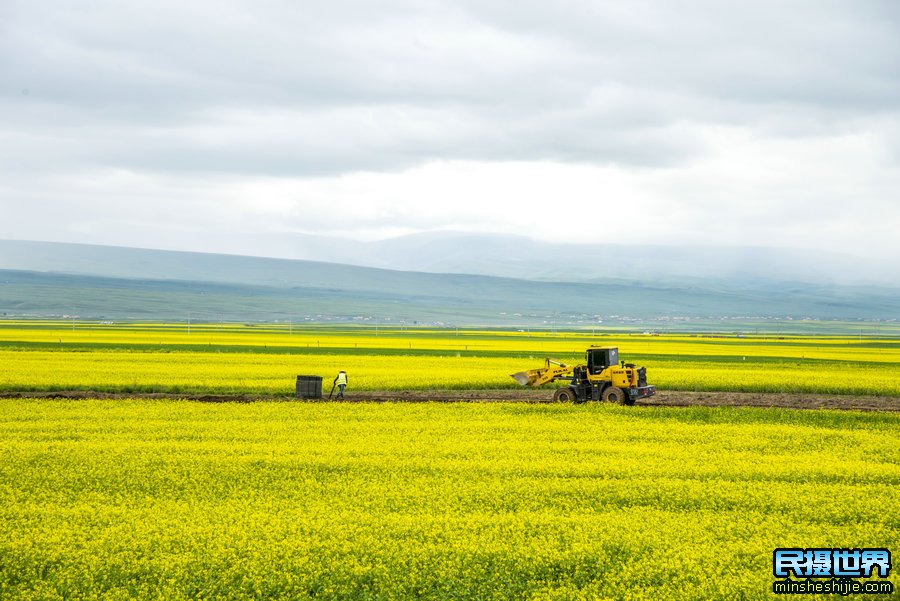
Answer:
[[553, 387, 576, 403], [602, 386, 630, 405]]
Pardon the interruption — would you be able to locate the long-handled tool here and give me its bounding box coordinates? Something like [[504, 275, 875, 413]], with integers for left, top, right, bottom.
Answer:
[[328, 381, 336, 400]]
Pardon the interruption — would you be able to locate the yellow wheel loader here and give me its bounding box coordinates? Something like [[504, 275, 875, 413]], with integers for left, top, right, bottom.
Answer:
[[511, 346, 656, 405]]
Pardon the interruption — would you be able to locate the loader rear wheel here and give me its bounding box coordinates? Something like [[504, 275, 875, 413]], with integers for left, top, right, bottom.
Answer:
[[553, 387, 576, 403], [602, 386, 631, 405]]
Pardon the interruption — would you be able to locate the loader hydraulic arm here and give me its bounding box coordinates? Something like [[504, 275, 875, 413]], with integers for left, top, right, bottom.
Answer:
[[511, 358, 573, 386]]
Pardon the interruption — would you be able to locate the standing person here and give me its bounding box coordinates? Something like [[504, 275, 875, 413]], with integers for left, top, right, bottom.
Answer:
[[333, 370, 348, 400]]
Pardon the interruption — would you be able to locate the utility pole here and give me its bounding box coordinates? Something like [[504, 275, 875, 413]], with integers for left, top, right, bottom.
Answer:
[[188, 312, 191, 335]]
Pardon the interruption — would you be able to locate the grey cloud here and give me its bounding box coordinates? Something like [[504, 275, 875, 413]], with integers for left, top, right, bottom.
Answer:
[[4, 0, 899, 178], [1, 0, 899, 269], [464, 0, 900, 109]]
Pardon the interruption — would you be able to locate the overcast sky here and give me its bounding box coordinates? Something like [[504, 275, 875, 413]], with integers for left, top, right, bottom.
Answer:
[[2, 0, 899, 261]]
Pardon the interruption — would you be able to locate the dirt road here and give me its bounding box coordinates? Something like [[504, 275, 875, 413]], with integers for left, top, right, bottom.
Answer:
[[1, 389, 898, 411]]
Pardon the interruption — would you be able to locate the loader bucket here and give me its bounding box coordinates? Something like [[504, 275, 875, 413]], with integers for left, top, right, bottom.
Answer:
[[510, 371, 532, 386]]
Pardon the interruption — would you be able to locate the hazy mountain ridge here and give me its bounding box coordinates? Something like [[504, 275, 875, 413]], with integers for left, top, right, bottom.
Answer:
[[57, 231, 887, 285], [0, 240, 897, 324]]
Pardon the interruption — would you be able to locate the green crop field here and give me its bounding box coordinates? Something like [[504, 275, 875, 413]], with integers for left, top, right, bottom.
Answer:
[[1, 400, 897, 600]]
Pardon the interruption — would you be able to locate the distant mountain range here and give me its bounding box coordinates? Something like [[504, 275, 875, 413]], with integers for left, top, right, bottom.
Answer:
[[0, 239, 897, 326], [89, 230, 892, 286]]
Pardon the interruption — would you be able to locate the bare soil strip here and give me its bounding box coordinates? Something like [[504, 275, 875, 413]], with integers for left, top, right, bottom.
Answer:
[[1, 389, 898, 411]]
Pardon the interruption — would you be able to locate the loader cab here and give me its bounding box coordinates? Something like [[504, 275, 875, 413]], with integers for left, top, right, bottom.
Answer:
[[587, 347, 618, 375]]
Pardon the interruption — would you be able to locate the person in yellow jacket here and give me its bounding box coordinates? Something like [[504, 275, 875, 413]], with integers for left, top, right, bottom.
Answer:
[[333, 370, 348, 400]]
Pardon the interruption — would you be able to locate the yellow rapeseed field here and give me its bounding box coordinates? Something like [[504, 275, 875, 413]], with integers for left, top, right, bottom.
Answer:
[[1, 321, 898, 362], [1, 400, 897, 600], [2, 322, 898, 598], [0, 321, 898, 396]]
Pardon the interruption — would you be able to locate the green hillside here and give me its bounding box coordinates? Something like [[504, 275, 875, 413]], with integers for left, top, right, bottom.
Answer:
[[0, 272, 896, 330], [1, 240, 898, 327]]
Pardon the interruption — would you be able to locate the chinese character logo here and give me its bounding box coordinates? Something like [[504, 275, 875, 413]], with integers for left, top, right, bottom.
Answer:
[[773, 548, 892, 579]]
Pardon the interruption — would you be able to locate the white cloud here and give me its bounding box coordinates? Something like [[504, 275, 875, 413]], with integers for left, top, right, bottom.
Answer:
[[1, 0, 899, 266]]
